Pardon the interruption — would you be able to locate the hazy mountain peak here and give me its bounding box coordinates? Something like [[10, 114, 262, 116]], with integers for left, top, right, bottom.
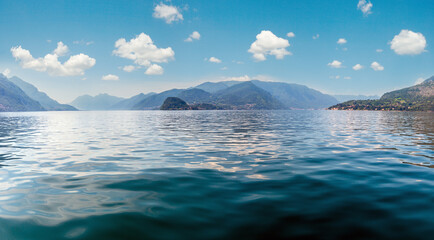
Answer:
[[70, 93, 125, 110], [0, 75, 45, 112], [8, 76, 76, 111]]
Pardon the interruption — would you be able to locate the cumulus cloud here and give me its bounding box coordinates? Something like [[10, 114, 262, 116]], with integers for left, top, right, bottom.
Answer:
[[357, 0, 373, 16], [11, 42, 96, 76], [113, 33, 174, 75], [208, 57, 222, 63], [122, 65, 137, 72], [337, 38, 347, 44], [352, 64, 363, 70], [53, 42, 69, 56], [248, 30, 291, 61], [376, 49, 383, 53], [344, 76, 352, 80], [2, 68, 11, 77], [225, 75, 251, 81], [153, 3, 183, 24], [102, 74, 119, 81], [328, 60, 343, 68], [370, 61, 384, 71], [145, 64, 164, 75], [73, 40, 94, 46], [286, 32, 295, 38], [185, 31, 200, 42], [312, 34, 320, 40], [390, 30, 427, 55]]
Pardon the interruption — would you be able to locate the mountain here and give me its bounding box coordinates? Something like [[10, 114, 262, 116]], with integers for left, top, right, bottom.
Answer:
[[213, 81, 284, 109], [381, 76, 433, 100], [70, 94, 125, 110], [329, 76, 434, 111], [0, 74, 45, 112], [132, 89, 184, 110], [177, 88, 212, 104], [250, 80, 339, 109], [333, 95, 380, 103], [195, 82, 229, 93], [135, 80, 338, 110], [109, 92, 155, 110], [133, 88, 214, 110], [160, 97, 190, 110], [8, 76, 76, 111]]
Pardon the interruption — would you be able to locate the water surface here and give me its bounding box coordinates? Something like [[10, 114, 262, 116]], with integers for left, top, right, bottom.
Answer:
[[0, 110, 432, 239]]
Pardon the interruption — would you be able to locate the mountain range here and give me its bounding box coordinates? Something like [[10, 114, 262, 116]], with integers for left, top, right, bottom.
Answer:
[[0, 74, 76, 112], [127, 80, 338, 110], [8, 76, 76, 111], [69, 80, 337, 111], [70, 94, 126, 110], [4, 74, 431, 112], [329, 76, 434, 111]]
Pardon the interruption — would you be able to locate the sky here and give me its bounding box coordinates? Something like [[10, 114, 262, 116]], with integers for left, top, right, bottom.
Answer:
[[0, 0, 432, 103]]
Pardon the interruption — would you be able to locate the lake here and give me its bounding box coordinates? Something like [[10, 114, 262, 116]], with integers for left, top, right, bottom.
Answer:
[[0, 110, 432, 239]]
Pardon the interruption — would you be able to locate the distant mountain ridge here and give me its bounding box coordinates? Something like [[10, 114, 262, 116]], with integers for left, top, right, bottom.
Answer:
[[0, 74, 45, 112], [329, 76, 434, 111], [110, 92, 155, 110], [8, 76, 76, 111], [70, 94, 125, 110], [133, 80, 338, 110], [0, 74, 351, 112]]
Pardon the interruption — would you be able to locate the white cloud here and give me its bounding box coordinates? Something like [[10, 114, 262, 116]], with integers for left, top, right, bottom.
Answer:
[[2, 68, 11, 77], [337, 38, 347, 44], [185, 31, 200, 42], [145, 64, 164, 75], [225, 75, 251, 81], [313, 34, 320, 40], [53, 42, 69, 56], [153, 3, 183, 24], [113, 33, 174, 75], [376, 49, 383, 53], [248, 30, 291, 61], [122, 65, 137, 72], [221, 67, 228, 70], [102, 74, 119, 81], [73, 40, 94, 46], [352, 64, 363, 70], [328, 60, 343, 68], [357, 0, 373, 16], [344, 76, 352, 80], [415, 77, 425, 85], [370, 61, 384, 71], [390, 30, 427, 55], [286, 32, 295, 38], [11, 42, 96, 76], [208, 57, 222, 63]]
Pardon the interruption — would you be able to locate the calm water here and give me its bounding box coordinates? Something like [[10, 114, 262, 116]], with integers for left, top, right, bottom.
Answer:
[[0, 110, 432, 239]]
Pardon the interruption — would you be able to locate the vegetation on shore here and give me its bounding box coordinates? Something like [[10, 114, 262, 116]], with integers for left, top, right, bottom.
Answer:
[[329, 76, 434, 111]]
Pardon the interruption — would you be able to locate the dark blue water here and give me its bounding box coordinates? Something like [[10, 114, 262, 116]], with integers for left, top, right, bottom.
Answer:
[[0, 110, 432, 239]]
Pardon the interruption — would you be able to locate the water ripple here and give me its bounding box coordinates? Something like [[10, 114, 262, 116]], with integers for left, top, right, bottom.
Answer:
[[0, 110, 432, 239]]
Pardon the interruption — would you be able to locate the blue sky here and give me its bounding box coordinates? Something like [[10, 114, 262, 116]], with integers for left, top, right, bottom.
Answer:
[[0, 0, 432, 103]]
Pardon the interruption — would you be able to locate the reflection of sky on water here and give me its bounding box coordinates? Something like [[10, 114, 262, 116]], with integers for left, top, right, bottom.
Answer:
[[0, 110, 432, 224]]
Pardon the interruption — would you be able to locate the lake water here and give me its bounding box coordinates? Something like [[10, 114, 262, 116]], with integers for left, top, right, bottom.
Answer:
[[0, 110, 432, 239]]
